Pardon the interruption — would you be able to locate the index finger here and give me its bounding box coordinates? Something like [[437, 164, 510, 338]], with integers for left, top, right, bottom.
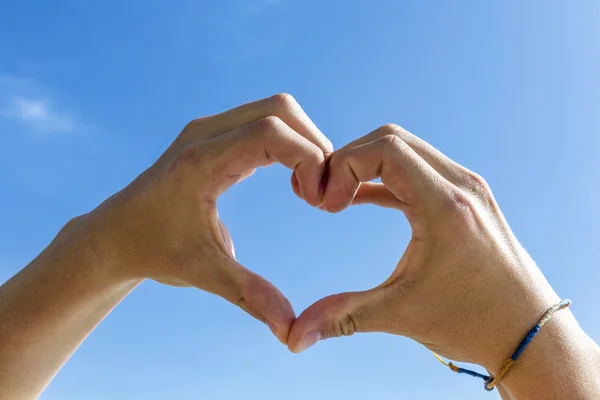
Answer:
[[323, 134, 453, 217], [181, 93, 334, 156], [204, 116, 327, 206], [338, 123, 472, 190]]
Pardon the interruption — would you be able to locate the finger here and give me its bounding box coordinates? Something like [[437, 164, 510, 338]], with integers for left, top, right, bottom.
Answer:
[[351, 182, 407, 210], [291, 171, 302, 199], [180, 93, 333, 156], [197, 250, 296, 345], [287, 289, 384, 353], [322, 134, 453, 216], [291, 165, 328, 202], [204, 116, 327, 206], [338, 124, 471, 189]]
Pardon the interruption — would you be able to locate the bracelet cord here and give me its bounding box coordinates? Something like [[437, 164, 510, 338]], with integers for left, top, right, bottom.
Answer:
[[433, 299, 572, 392]]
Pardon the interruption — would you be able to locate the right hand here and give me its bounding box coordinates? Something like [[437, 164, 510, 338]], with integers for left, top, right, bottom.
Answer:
[[288, 123, 561, 372], [71, 94, 332, 344]]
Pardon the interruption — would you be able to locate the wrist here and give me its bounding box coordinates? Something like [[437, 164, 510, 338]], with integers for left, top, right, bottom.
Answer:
[[477, 286, 561, 374], [458, 260, 562, 371], [50, 213, 137, 287], [434, 255, 600, 398], [496, 309, 600, 398]]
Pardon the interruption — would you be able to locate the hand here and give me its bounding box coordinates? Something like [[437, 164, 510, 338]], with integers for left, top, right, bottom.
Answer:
[[79, 94, 332, 344], [287, 123, 561, 370]]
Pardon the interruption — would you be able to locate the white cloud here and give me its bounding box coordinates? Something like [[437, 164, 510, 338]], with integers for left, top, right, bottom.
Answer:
[[0, 72, 78, 134], [8, 97, 75, 134]]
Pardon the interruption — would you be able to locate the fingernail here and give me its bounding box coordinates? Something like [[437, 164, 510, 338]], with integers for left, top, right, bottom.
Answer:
[[297, 331, 321, 353]]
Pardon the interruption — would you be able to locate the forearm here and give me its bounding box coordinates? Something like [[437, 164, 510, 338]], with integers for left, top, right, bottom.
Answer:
[[493, 310, 600, 399], [0, 217, 141, 400]]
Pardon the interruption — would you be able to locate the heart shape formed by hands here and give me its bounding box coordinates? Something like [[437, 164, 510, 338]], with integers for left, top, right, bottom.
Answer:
[[106, 93, 557, 372]]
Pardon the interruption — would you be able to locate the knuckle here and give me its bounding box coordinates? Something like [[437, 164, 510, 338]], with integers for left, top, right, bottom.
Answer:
[[379, 133, 405, 152], [254, 115, 284, 134], [331, 313, 358, 338], [306, 145, 325, 165], [244, 117, 285, 149], [179, 118, 209, 141], [170, 118, 209, 151], [380, 133, 398, 146], [462, 170, 492, 198], [381, 123, 402, 135], [444, 187, 479, 221], [271, 92, 298, 111], [327, 149, 352, 175], [380, 123, 414, 144]]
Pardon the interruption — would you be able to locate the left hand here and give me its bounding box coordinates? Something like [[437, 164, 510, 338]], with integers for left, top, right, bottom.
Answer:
[[77, 94, 333, 344]]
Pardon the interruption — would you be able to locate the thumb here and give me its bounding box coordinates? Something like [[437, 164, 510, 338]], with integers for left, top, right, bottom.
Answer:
[[235, 268, 296, 345], [287, 288, 385, 353], [197, 245, 296, 345]]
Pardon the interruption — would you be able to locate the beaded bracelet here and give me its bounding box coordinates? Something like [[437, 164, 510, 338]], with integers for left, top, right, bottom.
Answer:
[[433, 299, 572, 391]]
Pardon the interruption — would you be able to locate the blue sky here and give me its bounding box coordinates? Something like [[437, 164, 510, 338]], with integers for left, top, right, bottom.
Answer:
[[1, 1, 599, 399]]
